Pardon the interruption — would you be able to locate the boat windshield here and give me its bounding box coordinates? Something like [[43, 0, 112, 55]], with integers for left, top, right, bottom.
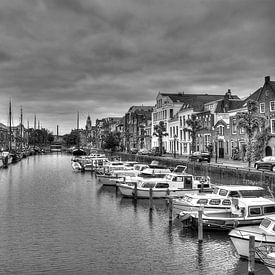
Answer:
[[239, 189, 268, 198]]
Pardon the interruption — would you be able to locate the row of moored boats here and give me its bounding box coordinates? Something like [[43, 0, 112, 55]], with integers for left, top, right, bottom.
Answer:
[[71, 151, 275, 274]]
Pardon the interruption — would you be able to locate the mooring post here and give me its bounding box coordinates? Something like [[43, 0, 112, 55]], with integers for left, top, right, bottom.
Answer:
[[149, 187, 153, 210], [169, 197, 173, 223], [133, 182, 137, 200], [198, 208, 203, 243], [248, 235, 255, 275]]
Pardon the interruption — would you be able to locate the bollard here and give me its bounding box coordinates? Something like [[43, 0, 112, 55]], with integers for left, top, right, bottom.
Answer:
[[168, 197, 173, 223], [149, 188, 153, 210], [198, 208, 203, 243], [248, 235, 255, 275]]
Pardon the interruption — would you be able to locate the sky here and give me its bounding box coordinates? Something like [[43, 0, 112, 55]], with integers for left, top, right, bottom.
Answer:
[[0, 0, 274, 135]]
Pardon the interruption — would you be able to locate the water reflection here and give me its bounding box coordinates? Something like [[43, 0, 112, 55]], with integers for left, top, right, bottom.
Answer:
[[0, 154, 272, 275]]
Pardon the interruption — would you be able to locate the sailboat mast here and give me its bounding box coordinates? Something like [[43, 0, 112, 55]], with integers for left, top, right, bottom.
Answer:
[[20, 107, 23, 150], [77, 111, 79, 148], [9, 100, 12, 151]]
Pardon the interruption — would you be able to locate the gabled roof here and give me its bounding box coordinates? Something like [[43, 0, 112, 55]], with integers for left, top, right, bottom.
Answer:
[[245, 76, 275, 102], [177, 94, 225, 112], [127, 105, 153, 113], [0, 123, 7, 129], [160, 93, 224, 107], [215, 98, 244, 113]]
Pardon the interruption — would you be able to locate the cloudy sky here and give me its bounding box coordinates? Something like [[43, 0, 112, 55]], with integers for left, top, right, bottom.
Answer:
[[0, 0, 274, 134]]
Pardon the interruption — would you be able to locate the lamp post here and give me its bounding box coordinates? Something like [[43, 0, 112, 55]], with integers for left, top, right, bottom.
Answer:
[[174, 134, 177, 158], [215, 130, 219, 163]]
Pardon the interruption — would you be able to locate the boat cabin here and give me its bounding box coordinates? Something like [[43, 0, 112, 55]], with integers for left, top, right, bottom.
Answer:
[[138, 173, 209, 190], [231, 198, 275, 218], [212, 185, 268, 198]]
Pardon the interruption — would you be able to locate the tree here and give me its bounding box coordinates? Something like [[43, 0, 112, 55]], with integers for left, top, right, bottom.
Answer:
[[185, 114, 203, 153], [252, 127, 271, 161], [103, 132, 121, 152], [236, 99, 266, 167], [153, 121, 168, 156]]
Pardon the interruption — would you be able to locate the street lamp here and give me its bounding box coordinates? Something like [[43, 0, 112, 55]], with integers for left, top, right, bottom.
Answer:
[[174, 134, 177, 158], [215, 129, 219, 163]]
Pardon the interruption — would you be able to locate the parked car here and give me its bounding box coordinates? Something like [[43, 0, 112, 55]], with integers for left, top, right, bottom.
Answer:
[[148, 147, 166, 156], [130, 148, 139, 154], [189, 151, 211, 163], [137, 148, 150, 155], [254, 156, 275, 171]]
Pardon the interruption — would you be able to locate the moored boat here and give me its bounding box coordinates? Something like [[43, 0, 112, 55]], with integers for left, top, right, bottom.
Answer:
[[255, 245, 275, 274], [181, 197, 275, 230], [173, 185, 269, 215], [117, 170, 212, 199], [229, 214, 275, 260]]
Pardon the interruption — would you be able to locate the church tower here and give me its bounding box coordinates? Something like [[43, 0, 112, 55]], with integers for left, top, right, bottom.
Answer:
[[85, 115, 92, 144]]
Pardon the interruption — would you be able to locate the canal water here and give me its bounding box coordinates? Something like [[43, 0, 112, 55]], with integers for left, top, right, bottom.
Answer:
[[0, 153, 271, 275]]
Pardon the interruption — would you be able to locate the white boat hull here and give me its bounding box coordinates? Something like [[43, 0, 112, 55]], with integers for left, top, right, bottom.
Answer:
[[229, 227, 275, 259], [97, 175, 119, 186], [118, 184, 199, 198]]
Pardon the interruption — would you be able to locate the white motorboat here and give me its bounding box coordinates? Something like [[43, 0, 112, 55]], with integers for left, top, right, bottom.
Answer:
[[229, 215, 275, 260], [256, 245, 275, 274], [0, 151, 13, 168], [96, 163, 150, 186], [117, 171, 212, 199], [181, 197, 275, 230], [173, 185, 269, 215], [71, 161, 84, 172], [97, 169, 139, 186]]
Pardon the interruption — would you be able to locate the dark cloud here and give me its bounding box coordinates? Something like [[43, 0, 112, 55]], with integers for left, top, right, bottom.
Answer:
[[0, 0, 274, 134]]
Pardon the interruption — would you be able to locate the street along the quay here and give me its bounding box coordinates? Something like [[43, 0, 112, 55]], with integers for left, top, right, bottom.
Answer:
[[0, 153, 271, 274]]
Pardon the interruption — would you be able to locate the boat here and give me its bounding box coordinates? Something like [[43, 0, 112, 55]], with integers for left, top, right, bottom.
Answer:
[[0, 151, 12, 168], [117, 170, 212, 199], [72, 148, 87, 156], [180, 197, 275, 230], [173, 185, 269, 215], [229, 214, 275, 260], [97, 169, 139, 186], [114, 165, 172, 187], [71, 160, 84, 172], [255, 245, 275, 274]]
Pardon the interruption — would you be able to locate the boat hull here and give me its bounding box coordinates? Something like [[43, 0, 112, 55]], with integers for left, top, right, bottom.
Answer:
[[118, 184, 199, 198], [229, 227, 275, 259]]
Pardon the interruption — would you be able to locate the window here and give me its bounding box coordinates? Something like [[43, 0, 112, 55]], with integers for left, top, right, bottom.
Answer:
[[261, 218, 271, 228], [222, 199, 231, 206], [229, 191, 240, 198], [209, 199, 221, 205], [240, 127, 245, 134], [270, 101, 275, 112], [249, 207, 261, 216], [271, 119, 275, 134], [170, 109, 173, 118], [260, 103, 265, 113], [232, 119, 237, 134], [155, 182, 169, 188], [197, 199, 208, 205], [264, 205, 275, 214], [219, 189, 228, 196]]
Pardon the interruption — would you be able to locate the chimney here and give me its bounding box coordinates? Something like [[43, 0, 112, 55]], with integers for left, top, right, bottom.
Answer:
[[265, 76, 270, 84]]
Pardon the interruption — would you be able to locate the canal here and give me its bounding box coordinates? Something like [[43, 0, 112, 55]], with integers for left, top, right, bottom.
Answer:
[[0, 153, 271, 274]]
